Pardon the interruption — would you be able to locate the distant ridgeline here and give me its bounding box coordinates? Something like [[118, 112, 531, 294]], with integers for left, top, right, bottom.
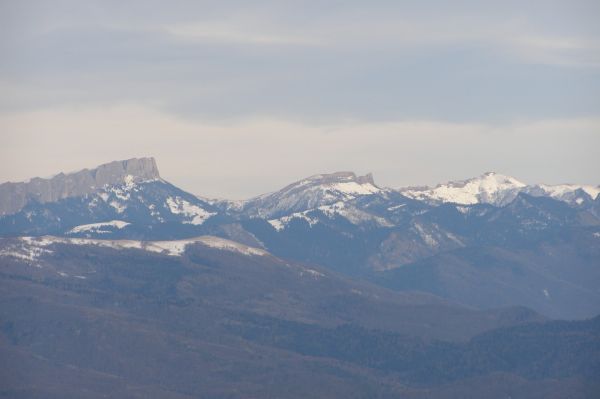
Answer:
[[1, 158, 600, 398], [1, 157, 599, 320]]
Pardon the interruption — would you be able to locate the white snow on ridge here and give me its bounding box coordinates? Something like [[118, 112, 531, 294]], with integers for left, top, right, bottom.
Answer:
[[2, 236, 268, 259], [166, 196, 215, 225], [192, 236, 267, 256], [68, 220, 131, 234], [400, 172, 525, 206], [268, 212, 319, 232], [267, 219, 285, 231], [331, 181, 380, 196], [123, 174, 135, 188], [387, 204, 406, 211], [400, 172, 599, 206], [267, 201, 392, 231], [0, 242, 52, 264], [242, 172, 382, 218], [318, 201, 392, 227], [529, 184, 600, 201], [109, 200, 126, 213], [2, 236, 326, 282]]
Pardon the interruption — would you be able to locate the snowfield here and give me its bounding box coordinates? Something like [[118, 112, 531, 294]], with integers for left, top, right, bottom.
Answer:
[[0, 236, 268, 261], [166, 196, 216, 225], [67, 220, 131, 234]]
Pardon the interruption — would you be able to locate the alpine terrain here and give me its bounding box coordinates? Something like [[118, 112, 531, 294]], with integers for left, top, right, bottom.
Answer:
[[1, 158, 599, 398]]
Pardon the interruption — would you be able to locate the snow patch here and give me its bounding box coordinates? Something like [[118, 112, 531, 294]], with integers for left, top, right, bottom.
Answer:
[[166, 197, 215, 225], [124, 174, 135, 188], [268, 219, 285, 231], [268, 212, 319, 232], [535, 184, 600, 200], [543, 289, 550, 299], [67, 220, 130, 234], [331, 181, 380, 196], [301, 268, 325, 278], [318, 201, 392, 227], [401, 172, 525, 206], [0, 246, 52, 263], [413, 223, 439, 248], [109, 201, 126, 213], [9, 235, 267, 259], [268, 200, 392, 231], [387, 204, 406, 211], [455, 205, 470, 214]]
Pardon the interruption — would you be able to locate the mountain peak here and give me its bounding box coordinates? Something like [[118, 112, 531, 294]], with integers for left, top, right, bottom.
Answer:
[[0, 157, 161, 216], [240, 171, 381, 218], [469, 172, 526, 188], [301, 171, 375, 185], [90, 157, 160, 184], [399, 172, 526, 206]]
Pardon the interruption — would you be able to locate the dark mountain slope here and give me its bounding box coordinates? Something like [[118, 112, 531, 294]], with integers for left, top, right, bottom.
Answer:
[[0, 237, 596, 398], [374, 226, 600, 319], [0, 237, 572, 398]]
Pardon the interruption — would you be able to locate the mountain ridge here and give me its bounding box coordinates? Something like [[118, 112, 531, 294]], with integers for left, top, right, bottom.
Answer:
[[0, 157, 161, 216], [2, 159, 598, 215], [398, 171, 600, 206], [226, 171, 382, 218], [1, 158, 599, 320]]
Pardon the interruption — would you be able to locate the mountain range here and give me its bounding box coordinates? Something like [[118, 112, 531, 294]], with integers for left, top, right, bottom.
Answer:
[[1, 157, 599, 320], [1, 157, 599, 397]]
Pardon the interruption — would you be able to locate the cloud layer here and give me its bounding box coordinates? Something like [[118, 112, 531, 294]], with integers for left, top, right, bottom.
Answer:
[[2, 105, 598, 198], [1, 1, 599, 196]]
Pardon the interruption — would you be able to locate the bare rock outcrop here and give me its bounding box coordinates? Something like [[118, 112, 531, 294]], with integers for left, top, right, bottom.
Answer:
[[0, 157, 160, 216]]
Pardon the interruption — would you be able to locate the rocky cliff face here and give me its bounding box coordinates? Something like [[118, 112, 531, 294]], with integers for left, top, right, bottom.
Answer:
[[0, 158, 160, 216]]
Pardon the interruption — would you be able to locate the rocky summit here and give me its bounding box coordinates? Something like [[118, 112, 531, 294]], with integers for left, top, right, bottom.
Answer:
[[0, 157, 160, 216]]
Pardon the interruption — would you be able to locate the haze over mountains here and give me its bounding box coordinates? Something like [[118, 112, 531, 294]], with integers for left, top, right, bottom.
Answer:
[[1, 157, 599, 398]]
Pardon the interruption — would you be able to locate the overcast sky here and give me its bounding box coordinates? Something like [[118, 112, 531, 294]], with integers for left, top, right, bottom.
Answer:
[[1, 0, 599, 198]]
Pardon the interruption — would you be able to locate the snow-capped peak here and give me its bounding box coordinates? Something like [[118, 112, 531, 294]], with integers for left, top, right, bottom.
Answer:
[[399, 172, 599, 207], [523, 183, 600, 204], [240, 171, 382, 218], [399, 172, 526, 206]]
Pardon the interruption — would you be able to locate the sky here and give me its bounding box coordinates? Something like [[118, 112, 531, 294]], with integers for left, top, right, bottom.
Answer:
[[1, 0, 599, 199]]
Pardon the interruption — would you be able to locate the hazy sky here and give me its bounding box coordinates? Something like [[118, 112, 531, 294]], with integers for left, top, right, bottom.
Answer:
[[1, 0, 599, 198]]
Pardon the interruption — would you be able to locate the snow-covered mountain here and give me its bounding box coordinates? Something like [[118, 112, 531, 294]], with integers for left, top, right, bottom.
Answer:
[[0, 158, 161, 216], [398, 172, 599, 206], [2, 161, 598, 242], [0, 158, 222, 238], [398, 172, 527, 206], [0, 235, 267, 262], [523, 184, 600, 206], [230, 171, 383, 218], [1, 159, 600, 320]]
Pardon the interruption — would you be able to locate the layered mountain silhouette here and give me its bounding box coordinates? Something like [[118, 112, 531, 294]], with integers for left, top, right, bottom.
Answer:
[[1, 157, 599, 319], [1, 157, 599, 397], [3, 234, 599, 398]]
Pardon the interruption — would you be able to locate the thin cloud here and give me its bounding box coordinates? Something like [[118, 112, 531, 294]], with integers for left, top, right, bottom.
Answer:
[[506, 35, 600, 67], [164, 23, 321, 46], [1, 105, 598, 198]]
